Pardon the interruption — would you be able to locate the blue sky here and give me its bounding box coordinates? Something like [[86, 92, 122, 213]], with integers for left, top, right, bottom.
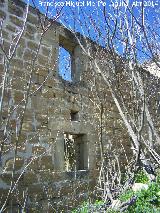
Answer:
[[59, 47, 72, 81], [23, 0, 160, 64]]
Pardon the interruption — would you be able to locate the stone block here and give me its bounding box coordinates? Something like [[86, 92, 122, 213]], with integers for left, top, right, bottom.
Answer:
[[37, 118, 48, 129], [28, 133, 39, 144], [17, 144, 26, 152], [2, 40, 10, 54], [26, 23, 37, 34], [32, 146, 46, 155], [16, 46, 24, 58], [40, 156, 54, 170], [10, 119, 16, 129], [30, 84, 42, 95], [34, 65, 49, 76], [12, 78, 27, 90], [13, 90, 24, 103], [1, 30, 9, 40], [6, 24, 16, 32], [60, 184, 73, 196], [23, 171, 38, 186], [31, 96, 47, 112], [23, 49, 36, 61], [0, 9, 6, 19], [28, 184, 44, 201], [0, 64, 4, 73], [1, 174, 14, 185], [89, 169, 99, 179], [41, 29, 56, 46], [45, 78, 54, 88], [38, 75, 45, 84], [28, 158, 41, 170], [41, 46, 50, 56], [11, 58, 24, 69], [42, 87, 56, 99], [51, 172, 66, 182], [27, 13, 38, 25], [27, 41, 39, 51], [37, 170, 54, 183], [48, 107, 60, 115], [8, 2, 24, 17], [19, 38, 26, 47], [5, 157, 24, 171], [38, 54, 48, 66], [24, 31, 34, 40], [74, 181, 88, 193], [22, 121, 33, 131], [9, 15, 23, 27]]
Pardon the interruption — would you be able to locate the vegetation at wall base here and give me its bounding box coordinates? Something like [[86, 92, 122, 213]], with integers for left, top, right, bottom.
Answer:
[[72, 171, 160, 213], [134, 169, 150, 184]]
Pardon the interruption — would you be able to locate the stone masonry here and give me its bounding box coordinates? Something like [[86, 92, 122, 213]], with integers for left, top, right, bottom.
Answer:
[[0, 0, 159, 212]]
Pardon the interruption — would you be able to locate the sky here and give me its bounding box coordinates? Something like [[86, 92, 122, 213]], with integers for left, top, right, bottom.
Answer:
[[22, 0, 160, 78], [59, 47, 72, 81], [23, 0, 159, 53]]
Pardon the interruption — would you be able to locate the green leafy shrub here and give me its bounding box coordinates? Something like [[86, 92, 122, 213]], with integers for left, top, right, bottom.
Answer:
[[119, 170, 160, 213], [126, 182, 160, 213], [156, 169, 160, 184], [72, 201, 88, 213], [72, 200, 105, 213], [119, 189, 134, 202], [134, 169, 149, 183], [72, 172, 160, 213]]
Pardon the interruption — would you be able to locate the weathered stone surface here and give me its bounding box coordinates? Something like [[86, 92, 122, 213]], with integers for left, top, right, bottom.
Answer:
[[22, 121, 33, 131], [16, 46, 24, 58], [38, 54, 48, 66], [23, 171, 38, 185], [12, 77, 26, 90], [23, 49, 36, 61], [1, 30, 9, 40], [9, 15, 23, 26], [2, 40, 10, 54], [0, 9, 6, 19], [40, 156, 54, 170], [11, 58, 24, 69], [41, 46, 50, 56], [8, 2, 24, 17], [32, 146, 46, 155], [0, 1, 159, 212], [26, 23, 37, 34], [5, 157, 24, 171], [27, 13, 38, 25], [27, 41, 39, 51]]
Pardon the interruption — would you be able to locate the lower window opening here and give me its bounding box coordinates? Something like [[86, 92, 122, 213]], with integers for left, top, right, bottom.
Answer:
[[64, 133, 87, 171]]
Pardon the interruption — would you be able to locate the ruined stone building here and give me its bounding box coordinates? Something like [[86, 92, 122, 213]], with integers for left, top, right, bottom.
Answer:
[[0, 0, 160, 212]]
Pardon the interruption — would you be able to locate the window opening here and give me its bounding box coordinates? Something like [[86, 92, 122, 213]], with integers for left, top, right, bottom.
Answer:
[[157, 94, 160, 114], [64, 134, 75, 171], [70, 111, 79, 121], [59, 46, 72, 81], [64, 133, 87, 171]]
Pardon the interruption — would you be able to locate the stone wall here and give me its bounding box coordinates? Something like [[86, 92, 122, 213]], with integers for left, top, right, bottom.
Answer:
[[0, 0, 159, 212], [0, 1, 105, 211]]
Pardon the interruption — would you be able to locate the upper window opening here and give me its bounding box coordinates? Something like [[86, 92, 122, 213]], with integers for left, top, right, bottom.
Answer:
[[59, 46, 72, 81], [70, 111, 79, 121]]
